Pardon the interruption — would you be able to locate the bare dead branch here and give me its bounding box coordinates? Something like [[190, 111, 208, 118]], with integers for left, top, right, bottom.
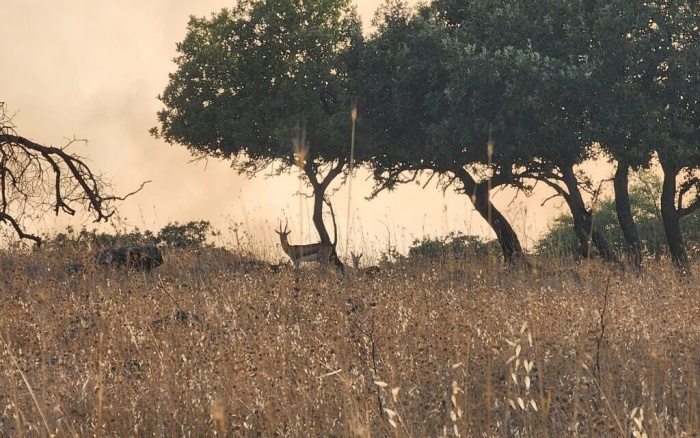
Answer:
[[1, 103, 147, 244], [0, 212, 42, 245], [105, 180, 151, 203]]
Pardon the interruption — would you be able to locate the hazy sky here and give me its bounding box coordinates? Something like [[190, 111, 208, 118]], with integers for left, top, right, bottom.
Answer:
[[1, 0, 591, 260]]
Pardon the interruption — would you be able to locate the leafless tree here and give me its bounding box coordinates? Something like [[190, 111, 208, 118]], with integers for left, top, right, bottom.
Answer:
[[0, 102, 145, 245]]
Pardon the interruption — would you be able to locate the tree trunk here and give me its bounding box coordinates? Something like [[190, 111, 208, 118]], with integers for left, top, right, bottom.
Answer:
[[613, 164, 643, 269], [561, 166, 620, 263], [310, 188, 345, 273], [453, 167, 527, 265], [311, 187, 332, 244], [660, 160, 691, 275], [305, 160, 345, 273]]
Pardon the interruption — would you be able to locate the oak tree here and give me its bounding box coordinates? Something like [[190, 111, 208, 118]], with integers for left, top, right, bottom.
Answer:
[[589, 0, 700, 273], [360, 2, 527, 264], [152, 0, 363, 271]]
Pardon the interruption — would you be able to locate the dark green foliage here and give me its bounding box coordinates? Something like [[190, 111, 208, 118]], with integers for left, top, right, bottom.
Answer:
[[359, 3, 528, 262], [589, 0, 700, 272], [157, 221, 215, 249], [408, 231, 499, 260], [152, 0, 363, 172], [362, 1, 581, 184]]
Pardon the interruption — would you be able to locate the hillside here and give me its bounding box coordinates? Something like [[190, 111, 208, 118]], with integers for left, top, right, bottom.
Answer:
[[1, 247, 698, 436]]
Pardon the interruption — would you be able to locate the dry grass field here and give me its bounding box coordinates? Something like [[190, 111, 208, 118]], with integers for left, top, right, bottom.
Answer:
[[1, 245, 699, 437]]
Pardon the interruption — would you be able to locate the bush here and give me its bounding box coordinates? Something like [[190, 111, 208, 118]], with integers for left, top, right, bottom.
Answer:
[[408, 232, 499, 260], [157, 221, 215, 249]]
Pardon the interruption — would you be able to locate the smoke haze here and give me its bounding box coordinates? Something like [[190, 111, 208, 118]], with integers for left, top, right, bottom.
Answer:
[[1, 1, 588, 259]]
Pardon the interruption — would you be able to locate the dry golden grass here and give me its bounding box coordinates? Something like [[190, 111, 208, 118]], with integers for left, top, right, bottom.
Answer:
[[1, 246, 699, 437]]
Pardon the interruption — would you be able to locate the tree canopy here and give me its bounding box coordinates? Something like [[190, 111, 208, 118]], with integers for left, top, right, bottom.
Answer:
[[153, 0, 700, 274], [360, 0, 699, 271], [153, 0, 365, 271], [358, 2, 534, 263], [152, 0, 362, 173], [587, 0, 700, 271]]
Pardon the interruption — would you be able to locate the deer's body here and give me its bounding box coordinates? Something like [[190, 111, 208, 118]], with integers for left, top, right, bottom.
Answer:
[[276, 223, 331, 269]]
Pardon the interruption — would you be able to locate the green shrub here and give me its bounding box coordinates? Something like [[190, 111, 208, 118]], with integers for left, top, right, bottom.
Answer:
[[408, 231, 498, 260], [157, 221, 215, 249]]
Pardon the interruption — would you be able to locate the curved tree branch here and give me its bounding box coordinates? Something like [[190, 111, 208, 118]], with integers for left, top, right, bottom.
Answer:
[[0, 211, 41, 245], [1, 105, 147, 245]]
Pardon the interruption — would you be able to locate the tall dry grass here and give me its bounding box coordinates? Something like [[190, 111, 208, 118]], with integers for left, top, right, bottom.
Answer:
[[1, 245, 699, 436]]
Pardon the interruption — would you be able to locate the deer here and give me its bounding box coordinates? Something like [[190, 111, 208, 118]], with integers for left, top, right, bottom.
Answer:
[[350, 251, 381, 278], [276, 221, 332, 270], [276, 196, 344, 273]]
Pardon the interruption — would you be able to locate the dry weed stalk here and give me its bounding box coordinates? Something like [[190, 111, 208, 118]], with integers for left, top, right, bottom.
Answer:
[[97, 332, 104, 438]]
